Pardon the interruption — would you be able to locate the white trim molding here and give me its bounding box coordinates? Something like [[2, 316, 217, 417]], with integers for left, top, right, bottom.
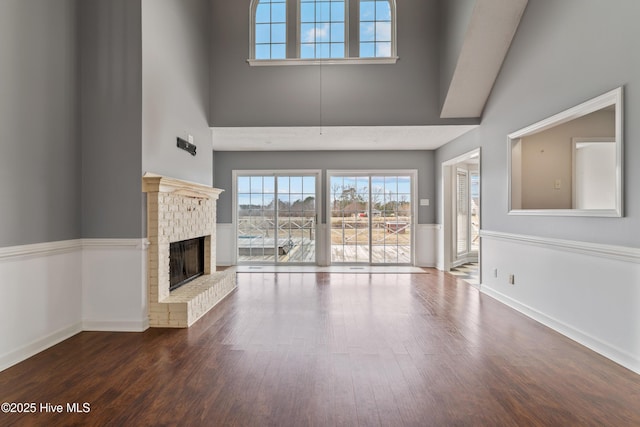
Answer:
[[480, 230, 640, 264], [83, 238, 150, 250], [0, 239, 82, 260], [247, 57, 399, 66], [0, 239, 150, 261]]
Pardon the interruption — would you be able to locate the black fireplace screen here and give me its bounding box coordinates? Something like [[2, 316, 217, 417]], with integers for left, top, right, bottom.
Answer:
[[169, 237, 205, 291]]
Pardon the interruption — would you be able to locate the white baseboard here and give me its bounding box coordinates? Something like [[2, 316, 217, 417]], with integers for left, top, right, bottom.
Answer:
[[480, 230, 640, 375], [481, 285, 640, 375], [82, 319, 149, 332], [0, 323, 82, 372]]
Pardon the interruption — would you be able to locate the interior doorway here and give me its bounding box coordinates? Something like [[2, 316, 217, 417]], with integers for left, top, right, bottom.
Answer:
[[441, 149, 481, 278]]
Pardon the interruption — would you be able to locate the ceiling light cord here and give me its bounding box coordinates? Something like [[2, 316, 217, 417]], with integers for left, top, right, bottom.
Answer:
[[319, 58, 323, 136]]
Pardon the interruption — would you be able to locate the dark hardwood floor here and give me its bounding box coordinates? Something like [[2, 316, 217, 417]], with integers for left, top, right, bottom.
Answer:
[[1, 270, 639, 426]]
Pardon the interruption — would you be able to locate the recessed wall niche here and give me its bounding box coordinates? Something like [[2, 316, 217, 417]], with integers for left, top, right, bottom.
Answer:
[[508, 87, 623, 217]]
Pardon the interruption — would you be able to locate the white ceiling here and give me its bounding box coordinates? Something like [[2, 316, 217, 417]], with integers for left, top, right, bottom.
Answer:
[[211, 125, 478, 151]]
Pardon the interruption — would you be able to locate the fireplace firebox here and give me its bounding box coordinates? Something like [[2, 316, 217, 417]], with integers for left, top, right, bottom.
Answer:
[[169, 237, 205, 291]]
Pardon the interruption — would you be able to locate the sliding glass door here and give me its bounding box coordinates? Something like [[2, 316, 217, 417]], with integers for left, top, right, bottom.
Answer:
[[329, 172, 414, 265], [236, 172, 318, 264]]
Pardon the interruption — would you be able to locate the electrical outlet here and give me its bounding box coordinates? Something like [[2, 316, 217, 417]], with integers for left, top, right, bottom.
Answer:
[[508, 274, 515, 285], [187, 134, 194, 144]]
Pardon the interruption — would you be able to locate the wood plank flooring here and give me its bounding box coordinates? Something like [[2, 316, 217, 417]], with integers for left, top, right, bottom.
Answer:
[[1, 270, 639, 426]]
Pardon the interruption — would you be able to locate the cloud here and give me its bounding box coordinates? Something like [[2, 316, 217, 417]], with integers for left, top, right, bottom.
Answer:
[[376, 43, 391, 57], [376, 22, 391, 41], [303, 24, 329, 43]]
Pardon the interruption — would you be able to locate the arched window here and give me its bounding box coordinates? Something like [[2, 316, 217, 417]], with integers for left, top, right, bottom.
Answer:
[[299, 0, 347, 59], [249, 0, 397, 62], [252, 0, 287, 60], [359, 0, 395, 58]]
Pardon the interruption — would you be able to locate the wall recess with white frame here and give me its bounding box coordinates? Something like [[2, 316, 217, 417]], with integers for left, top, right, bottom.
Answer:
[[508, 87, 623, 217]]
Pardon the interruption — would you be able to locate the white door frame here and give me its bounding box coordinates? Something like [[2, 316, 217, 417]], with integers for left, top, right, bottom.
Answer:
[[232, 169, 322, 265], [326, 170, 418, 266], [440, 148, 481, 274]]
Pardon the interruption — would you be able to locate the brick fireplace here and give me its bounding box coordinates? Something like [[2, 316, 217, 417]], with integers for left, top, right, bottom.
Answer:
[[142, 173, 236, 328]]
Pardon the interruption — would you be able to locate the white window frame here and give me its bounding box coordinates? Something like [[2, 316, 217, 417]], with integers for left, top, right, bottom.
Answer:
[[248, 0, 398, 66], [326, 169, 417, 266], [297, 0, 349, 59], [358, 0, 397, 58], [250, 0, 289, 61], [233, 169, 322, 265]]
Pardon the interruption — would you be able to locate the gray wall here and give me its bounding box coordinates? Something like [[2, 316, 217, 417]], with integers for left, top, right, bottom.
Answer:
[[142, 0, 213, 186], [0, 0, 80, 247], [435, 0, 640, 247], [79, 0, 144, 238], [214, 150, 435, 224], [210, 0, 476, 127], [439, 0, 476, 108]]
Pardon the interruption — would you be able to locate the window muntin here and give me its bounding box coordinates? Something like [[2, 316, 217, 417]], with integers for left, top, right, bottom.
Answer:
[[359, 0, 392, 57], [250, 0, 396, 62], [300, 0, 346, 58], [254, 0, 287, 60]]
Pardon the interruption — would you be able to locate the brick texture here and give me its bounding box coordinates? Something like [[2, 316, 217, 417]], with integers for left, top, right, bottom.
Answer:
[[143, 175, 236, 328]]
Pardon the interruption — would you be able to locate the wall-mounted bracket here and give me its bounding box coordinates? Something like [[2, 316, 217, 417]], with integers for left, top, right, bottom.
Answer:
[[177, 137, 197, 156]]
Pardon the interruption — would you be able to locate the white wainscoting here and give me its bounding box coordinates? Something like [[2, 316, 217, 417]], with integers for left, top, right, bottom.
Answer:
[[0, 240, 83, 372], [216, 223, 236, 266], [0, 238, 149, 372], [480, 230, 640, 375], [82, 239, 149, 332], [415, 224, 440, 267]]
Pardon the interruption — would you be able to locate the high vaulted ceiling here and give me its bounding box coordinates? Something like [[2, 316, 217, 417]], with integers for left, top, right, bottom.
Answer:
[[211, 0, 528, 151]]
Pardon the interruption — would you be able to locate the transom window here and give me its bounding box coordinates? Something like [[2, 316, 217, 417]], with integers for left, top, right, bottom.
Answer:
[[249, 0, 396, 63]]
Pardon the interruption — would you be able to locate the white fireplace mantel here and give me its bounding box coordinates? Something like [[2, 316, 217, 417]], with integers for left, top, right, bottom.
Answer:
[[142, 172, 224, 199]]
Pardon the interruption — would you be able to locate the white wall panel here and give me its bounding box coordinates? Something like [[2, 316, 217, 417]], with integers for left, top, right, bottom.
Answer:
[[481, 231, 640, 374], [0, 241, 83, 371]]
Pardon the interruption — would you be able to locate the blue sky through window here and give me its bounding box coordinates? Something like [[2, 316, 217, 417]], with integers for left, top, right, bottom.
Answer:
[[239, 175, 316, 208], [255, 0, 287, 59], [300, 0, 346, 59], [360, 0, 392, 57]]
